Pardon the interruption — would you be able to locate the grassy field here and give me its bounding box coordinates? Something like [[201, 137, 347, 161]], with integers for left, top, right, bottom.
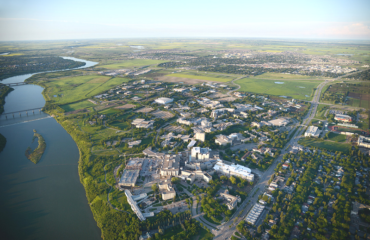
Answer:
[[166, 71, 235, 82], [235, 78, 322, 100], [298, 138, 351, 154], [60, 100, 96, 112], [254, 72, 325, 80], [45, 75, 130, 105], [98, 59, 167, 69], [327, 132, 347, 142], [315, 104, 330, 119]]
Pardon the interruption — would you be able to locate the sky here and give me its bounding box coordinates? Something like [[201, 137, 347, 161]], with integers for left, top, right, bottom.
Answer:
[[0, 0, 370, 41]]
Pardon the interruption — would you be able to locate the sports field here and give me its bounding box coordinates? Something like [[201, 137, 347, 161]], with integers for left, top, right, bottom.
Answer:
[[235, 78, 322, 100], [99, 59, 167, 69], [45, 75, 130, 104], [327, 132, 347, 142], [166, 71, 235, 82]]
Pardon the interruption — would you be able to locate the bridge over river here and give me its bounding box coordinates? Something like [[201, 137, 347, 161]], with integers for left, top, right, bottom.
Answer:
[[2, 107, 43, 119]]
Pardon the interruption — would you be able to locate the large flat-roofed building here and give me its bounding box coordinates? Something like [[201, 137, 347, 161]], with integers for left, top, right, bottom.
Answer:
[[159, 154, 180, 177], [132, 118, 154, 129], [155, 97, 173, 105], [119, 169, 140, 187], [125, 190, 146, 221], [214, 160, 254, 182], [304, 126, 321, 137], [159, 183, 176, 200], [220, 189, 241, 210], [195, 132, 206, 142], [118, 158, 146, 188], [245, 203, 265, 225], [334, 114, 352, 122], [191, 147, 211, 161], [268, 118, 290, 127], [215, 134, 233, 146], [358, 136, 370, 148]]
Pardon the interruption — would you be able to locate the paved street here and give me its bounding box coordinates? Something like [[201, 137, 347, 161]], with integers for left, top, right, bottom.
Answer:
[[213, 80, 328, 240]]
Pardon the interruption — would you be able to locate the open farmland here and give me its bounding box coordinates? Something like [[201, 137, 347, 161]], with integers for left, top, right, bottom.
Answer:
[[235, 78, 322, 100], [98, 59, 167, 69], [321, 82, 370, 108], [164, 71, 236, 83], [44, 75, 130, 104]]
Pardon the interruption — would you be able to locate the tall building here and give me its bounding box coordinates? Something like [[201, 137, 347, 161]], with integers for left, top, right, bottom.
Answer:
[[195, 132, 206, 142]]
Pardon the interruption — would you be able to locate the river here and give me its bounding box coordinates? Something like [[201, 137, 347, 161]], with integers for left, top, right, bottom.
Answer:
[[0, 57, 102, 240]]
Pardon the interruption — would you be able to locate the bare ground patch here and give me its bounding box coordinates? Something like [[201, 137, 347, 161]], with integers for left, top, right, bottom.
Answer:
[[151, 110, 174, 119], [164, 125, 185, 133], [136, 107, 154, 113], [218, 97, 236, 102], [115, 104, 136, 109]]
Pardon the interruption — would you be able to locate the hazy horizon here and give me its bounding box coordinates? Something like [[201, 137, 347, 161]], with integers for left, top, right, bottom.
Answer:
[[1, 0, 369, 41]]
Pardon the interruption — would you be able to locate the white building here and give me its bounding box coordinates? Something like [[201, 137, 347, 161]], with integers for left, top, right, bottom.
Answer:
[[213, 160, 254, 182], [268, 118, 290, 127], [173, 88, 188, 93], [125, 190, 146, 221], [155, 97, 173, 105], [191, 147, 211, 161], [195, 132, 206, 142], [159, 183, 176, 200], [358, 136, 370, 148], [220, 189, 241, 210], [304, 126, 321, 137]]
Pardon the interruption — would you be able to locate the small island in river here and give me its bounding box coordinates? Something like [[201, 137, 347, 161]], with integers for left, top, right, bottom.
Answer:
[[25, 129, 46, 164]]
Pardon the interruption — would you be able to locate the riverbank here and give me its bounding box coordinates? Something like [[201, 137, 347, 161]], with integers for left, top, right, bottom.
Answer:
[[25, 130, 46, 164], [0, 56, 102, 240], [0, 85, 14, 114], [0, 133, 6, 152]]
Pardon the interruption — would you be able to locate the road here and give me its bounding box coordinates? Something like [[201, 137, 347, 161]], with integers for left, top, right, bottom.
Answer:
[[213, 80, 328, 240], [226, 76, 244, 97]]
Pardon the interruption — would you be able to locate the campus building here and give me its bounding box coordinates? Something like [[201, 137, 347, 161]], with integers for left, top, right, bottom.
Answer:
[[159, 183, 176, 200], [304, 126, 321, 137], [155, 97, 173, 105], [358, 136, 370, 148], [334, 114, 352, 123], [213, 160, 254, 182], [220, 189, 241, 210]]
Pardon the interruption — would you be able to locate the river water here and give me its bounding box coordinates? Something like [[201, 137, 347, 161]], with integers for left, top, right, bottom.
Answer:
[[0, 57, 102, 240]]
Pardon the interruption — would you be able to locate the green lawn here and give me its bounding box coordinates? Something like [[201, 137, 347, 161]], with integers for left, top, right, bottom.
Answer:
[[254, 72, 325, 80], [235, 78, 322, 100], [44, 75, 130, 105], [298, 138, 351, 154], [60, 100, 96, 112], [98, 59, 167, 69], [327, 132, 347, 142], [166, 71, 235, 82], [110, 121, 130, 130], [315, 104, 329, 119], [192, 227, 214, 240]]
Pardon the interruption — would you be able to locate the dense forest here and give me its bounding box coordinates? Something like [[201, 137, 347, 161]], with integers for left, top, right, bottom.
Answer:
[[0, 55, 86, 80]]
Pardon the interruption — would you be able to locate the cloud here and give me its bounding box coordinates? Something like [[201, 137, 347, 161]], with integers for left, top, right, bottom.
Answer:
[[318, 22, 370, 39]]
